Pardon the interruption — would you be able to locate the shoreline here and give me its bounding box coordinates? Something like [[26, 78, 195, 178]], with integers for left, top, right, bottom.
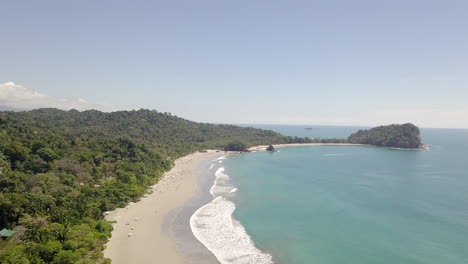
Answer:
[[103, 150, 223, 264], [248, 143, 367, 151], [249, 143, 428, 152], [189, 165, 274, 264], [103, 142, 428, 264], [167, 155, 223, 264]]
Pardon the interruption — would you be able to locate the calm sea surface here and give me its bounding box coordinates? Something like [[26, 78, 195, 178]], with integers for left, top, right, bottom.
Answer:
[[223, 126, 468, 264]]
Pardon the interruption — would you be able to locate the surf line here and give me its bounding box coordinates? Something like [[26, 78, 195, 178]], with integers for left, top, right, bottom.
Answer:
[[190, 166, 274, 264]]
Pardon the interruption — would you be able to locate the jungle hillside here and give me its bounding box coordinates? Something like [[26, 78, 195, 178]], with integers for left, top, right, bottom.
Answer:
[[0, 108, 316, 263]]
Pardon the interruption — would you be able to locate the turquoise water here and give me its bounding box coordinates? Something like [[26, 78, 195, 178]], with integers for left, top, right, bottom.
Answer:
[[224, 127, 468, 264]]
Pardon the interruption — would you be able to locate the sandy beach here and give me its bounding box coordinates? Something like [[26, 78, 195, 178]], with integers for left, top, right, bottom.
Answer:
[[104, 150, 223, 264], [249, 143, 428, 151], [249, 143, 366, 151]]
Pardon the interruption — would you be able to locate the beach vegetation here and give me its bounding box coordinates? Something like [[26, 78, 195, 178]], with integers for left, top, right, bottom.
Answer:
[[224, 141, 248, 152]]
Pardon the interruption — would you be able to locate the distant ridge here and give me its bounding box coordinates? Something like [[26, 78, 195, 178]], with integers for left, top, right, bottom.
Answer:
[[0, 105, 27, 112]]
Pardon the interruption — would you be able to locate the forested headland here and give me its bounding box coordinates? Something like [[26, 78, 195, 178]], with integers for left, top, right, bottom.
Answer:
[[347, 123, 423, 149], [0, 108, 325, 263]]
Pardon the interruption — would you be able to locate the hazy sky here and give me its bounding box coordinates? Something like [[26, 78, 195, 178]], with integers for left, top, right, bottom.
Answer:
[[1, 0, 467, 128]]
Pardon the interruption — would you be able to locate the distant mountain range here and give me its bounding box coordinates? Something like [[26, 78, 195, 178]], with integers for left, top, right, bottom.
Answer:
[[0, 105, 28, 112]]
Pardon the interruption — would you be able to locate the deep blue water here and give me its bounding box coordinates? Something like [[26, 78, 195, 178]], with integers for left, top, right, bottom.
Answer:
[[223, 126, 468, 264]]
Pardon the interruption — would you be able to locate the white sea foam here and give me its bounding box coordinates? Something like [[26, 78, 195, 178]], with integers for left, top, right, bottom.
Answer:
[[213, 156, 227, 161], [209, 164, 215, 170], [191, 166, 273, 264], [210, 167, 232, 197], [219, 160, 223, 164], [190, 197, 274, 264], [215, 167, 227, 178]]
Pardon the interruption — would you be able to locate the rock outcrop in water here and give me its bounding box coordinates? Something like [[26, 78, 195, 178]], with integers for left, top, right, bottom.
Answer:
[[266, 145, 275, 152], [347, 123, 423, 149]]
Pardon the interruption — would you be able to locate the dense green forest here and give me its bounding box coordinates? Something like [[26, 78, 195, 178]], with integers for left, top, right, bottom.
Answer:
[[0, 108, 327, 263], [347, 123, 422, 149]]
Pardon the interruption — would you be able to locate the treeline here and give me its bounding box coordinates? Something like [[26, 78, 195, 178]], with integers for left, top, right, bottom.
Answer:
[[347, 123, 422, 149], [0, 108, 315, 263]]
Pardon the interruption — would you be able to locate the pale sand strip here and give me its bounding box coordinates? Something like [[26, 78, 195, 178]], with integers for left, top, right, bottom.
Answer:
[[104, 150, 223, 264], [249, 143, 427, 151], [249, 143, 367, 151]]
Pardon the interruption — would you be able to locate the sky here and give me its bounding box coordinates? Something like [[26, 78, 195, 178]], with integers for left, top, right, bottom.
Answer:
[[1, 0, 467, 128]]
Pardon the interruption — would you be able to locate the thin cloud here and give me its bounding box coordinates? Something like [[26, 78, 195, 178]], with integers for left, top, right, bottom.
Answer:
[[0, 82, 129, 112]]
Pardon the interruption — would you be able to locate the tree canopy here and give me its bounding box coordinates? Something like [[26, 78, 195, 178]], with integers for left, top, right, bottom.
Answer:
[[224, 141, 248, 152]]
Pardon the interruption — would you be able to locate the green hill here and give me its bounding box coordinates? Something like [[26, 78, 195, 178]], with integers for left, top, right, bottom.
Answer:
[[347, 123, 422, 149]]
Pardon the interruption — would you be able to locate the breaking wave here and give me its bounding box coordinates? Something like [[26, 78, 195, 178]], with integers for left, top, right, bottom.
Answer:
[[190, 198, 273, 264], [190, 166, 273, 264]]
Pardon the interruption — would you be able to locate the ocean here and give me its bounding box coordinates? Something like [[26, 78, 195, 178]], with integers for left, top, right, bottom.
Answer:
[[190, 126, 468, 264]]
